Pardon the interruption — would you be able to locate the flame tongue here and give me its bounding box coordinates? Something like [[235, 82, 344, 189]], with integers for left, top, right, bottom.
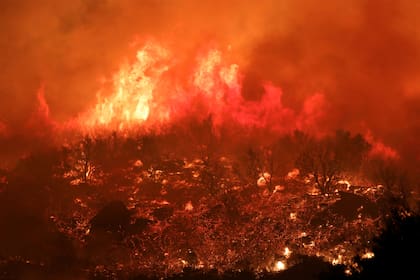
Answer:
[[79, 42, 242, 132], [76, 41, 328, 136], [84, 43, 170, 129]]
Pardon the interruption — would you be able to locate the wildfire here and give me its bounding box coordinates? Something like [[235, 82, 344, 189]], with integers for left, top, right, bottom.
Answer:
[[2, 0, 418, 276], [18, 39, 400, 168], [82, 43, 170, 130], [72, 41, 327, 135]]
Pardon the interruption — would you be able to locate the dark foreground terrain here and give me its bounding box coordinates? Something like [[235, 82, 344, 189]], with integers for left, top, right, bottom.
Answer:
[[0, 132, 418, 279]]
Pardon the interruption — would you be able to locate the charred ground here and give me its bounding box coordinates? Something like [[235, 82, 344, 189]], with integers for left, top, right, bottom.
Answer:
[[0, 127, 418, 279]]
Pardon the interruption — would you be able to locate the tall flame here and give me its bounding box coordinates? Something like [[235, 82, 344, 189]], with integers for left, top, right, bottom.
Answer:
[[82, 43, 170, 130], [77, 41, 327, 135]]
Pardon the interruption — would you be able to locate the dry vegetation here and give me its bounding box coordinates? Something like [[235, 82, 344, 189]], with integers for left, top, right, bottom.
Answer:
[[0, 129, 416, 279]]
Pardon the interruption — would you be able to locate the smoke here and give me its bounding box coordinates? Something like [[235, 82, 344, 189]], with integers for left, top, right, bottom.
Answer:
[[0, 0, 419, 163], [240, 0, 420, 162]]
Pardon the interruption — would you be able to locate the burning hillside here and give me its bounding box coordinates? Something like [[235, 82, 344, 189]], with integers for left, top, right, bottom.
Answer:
[[0, 1, 419, 279]]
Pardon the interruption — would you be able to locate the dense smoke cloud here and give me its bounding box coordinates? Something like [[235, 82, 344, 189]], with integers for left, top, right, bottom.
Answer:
[[0, 0, 419, 163], [241, 0, 420, 162]]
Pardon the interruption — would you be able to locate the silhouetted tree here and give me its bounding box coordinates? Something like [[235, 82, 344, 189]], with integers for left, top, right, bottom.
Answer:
[[366, 157, 414, 212], [334, 130, 370, 172], [296, 131, 370, 194], [296, 137, 339, 194]]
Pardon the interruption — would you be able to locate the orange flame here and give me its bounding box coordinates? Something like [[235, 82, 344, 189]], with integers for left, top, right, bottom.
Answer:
[[81, 43, 170, 130], [76, 41, 327, 135]]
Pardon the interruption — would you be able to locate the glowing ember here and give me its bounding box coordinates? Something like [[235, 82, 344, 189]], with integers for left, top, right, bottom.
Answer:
[[338, 180, 351, 189], [274, 185, 285, 193], [257, 176, 267, 187], [361, 251, 375, 259], [286, 168, 300, 180], [184, 201, 194, 211], [332, 255, 343, 265], [274, 260, 286, 271], [134, 160, 143, 167], [283, 247, 292, 258]]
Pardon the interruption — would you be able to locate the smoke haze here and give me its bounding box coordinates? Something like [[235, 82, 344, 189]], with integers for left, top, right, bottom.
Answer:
[[0, 0, 419, 163]]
